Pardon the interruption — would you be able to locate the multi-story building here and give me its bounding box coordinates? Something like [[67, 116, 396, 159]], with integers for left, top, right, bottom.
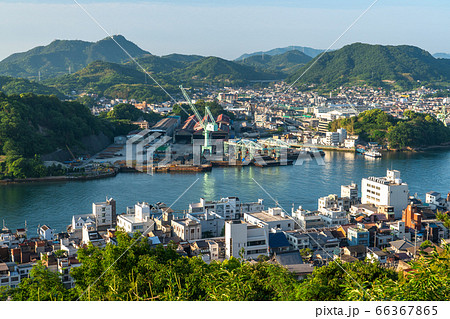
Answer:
[[186, 211, 225, 238], [325, 132, 340, 146], [318, 194, 351, 212], [341, 183, 359, 204], [39, 225, 54, 241], [0, 262, 20, 288], [244, 207, 295, 231], [189, 197, 264, 220], [319, 207, 349, 226], [347, 224, 370, 247], [292, 206, 324, 229], [225, 220, 269, 260], [92, 198, 116, 230], [426, 191, 450, 210], [172, 218, 202, 241], [117, 202, 155, 234], [361, 170, 409, 219], [402, 204, 422, 231]]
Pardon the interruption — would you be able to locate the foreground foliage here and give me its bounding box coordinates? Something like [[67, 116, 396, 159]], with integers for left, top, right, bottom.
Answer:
[[4, 232, 450, 301]]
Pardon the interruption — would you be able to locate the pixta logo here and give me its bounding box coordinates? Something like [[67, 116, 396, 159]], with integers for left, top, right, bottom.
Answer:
[[126, 130, 172, 175]]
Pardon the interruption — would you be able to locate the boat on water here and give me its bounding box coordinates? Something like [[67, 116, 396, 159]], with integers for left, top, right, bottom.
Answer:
[[364, 149, 382, 158]]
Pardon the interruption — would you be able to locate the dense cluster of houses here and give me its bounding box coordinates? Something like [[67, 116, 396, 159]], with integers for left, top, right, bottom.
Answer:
[[1, 169, 449, 288]]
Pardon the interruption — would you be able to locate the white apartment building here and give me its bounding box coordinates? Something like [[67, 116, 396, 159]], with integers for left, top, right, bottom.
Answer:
[[341, 183, 359, 203], [225, 221, 269, 260], [0, 262, 20, 288], [39, 225, 54, 241], [171, 218, 201, 241], [117, 202, 155, 234], [92, 198, 116, 230], [319, 207, 349, 226], [361, 170, 409, 219], [186, 211, 225, 238], [244, 207, 295, 231], [189, 197, 264, 220], [337, 128, 347, 143], [325, 132, 340, 146], [318, 194, 351, 212]]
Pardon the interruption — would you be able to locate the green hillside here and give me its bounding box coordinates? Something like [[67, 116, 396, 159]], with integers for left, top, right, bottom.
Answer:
[[238, 50, 312, 74], [287, 43, 450, 90], [44, 56, 281, 101], [0, 35, 151, 80], [0, 76, 63, 97], [173, 56, 283, 84]]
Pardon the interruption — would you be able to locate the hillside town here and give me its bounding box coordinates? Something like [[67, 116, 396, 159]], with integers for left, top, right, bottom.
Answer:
[[2, 169, 449, 289]]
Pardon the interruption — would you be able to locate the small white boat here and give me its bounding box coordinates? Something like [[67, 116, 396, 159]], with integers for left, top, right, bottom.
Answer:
[[364, 149, 382, 158]]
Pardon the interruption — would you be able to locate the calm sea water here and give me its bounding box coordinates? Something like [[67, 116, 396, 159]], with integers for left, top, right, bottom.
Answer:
[[1, 149, 449, 234]]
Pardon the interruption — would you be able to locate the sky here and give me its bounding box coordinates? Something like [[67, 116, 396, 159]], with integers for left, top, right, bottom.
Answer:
[[0, 0, 449, 61]]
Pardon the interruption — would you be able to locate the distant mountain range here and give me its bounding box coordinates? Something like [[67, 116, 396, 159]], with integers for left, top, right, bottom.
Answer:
[[433, 53, 450, 59], [237, 50, 312, 74], [287, 43, 450, 90], [0, 35, 151, 79], [235, 46, 324, 60], [1, 36, 450, 98]]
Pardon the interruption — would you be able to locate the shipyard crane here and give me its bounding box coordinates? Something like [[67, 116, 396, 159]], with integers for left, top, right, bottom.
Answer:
[[180, 85, 218, 153]]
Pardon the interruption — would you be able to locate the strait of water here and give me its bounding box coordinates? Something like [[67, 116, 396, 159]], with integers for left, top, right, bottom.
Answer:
[[1, 150, 449, 234]]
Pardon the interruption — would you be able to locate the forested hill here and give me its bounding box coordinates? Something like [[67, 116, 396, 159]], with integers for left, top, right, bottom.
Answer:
[[238, 50, 313, 74], [0, 76, 63, 98], [0, 93, 112, 158], [287, 43, 450, 91], [328, 109, 450, 149], [0, 35, 151, 80]]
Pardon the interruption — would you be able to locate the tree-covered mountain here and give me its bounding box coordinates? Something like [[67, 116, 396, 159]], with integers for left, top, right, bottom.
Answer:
[[238, 50, 312, 75], [0, 93, 113, 159], [236, 45, 324, 60], [173, 56, 283, 84], [287, 43, 450, 90], [44, 56, 282, 101], [0, 35, 151, 80], [0, 76, 63, 97]]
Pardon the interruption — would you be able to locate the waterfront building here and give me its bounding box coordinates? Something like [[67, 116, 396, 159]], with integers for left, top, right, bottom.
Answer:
[[244, 207, 295, 231], [171, 218, 201, 241], [225, 220, 269, 260], [325, 132, 340, 146], [189, 197, 264, 220], [361, 170, 409, 219], [117, 202, 155, 235], [425, 191, 450, 210], [39, 225, 54, 241]]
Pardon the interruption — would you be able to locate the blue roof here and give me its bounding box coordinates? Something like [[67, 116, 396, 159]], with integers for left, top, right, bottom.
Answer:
[[269, 232, 290, 248]]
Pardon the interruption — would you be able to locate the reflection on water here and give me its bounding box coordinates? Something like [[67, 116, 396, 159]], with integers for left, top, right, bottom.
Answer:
[[1, 149, 449, 232]]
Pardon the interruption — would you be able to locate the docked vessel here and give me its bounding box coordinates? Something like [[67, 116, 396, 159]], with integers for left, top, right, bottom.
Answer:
[[364, 149, 382, 158]]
